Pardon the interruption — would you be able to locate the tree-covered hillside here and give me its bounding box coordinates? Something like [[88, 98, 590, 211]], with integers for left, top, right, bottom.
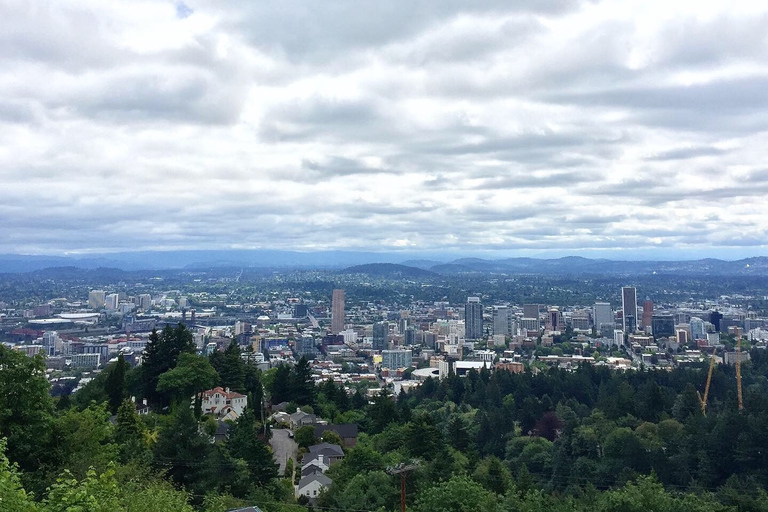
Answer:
[[3, 324, 768, 511]]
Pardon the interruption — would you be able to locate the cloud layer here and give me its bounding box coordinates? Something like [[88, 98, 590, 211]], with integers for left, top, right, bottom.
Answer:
[[1, 0, 768, 256]]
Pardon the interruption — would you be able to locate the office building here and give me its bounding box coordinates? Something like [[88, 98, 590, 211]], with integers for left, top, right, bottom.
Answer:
[[423, 331, 436, 349], [710, 310, 723, 332], [105, 293, 120, 311], [548, 308, 563, 331], [465, 297, 483, 340], [593, 302, 613, 334], [372, 321, 389, 351], [651, 314, 675, 338], [294, 304, 309, 318], [71, 353, 100, 369], [523, 304, 540, 320], [621, 287, 637, 333], [83, 343, 110, 361], [690, 317, 706, 340], [614, 330, 624, 347], [570, 313, 591, 331], [331, 289, 345, 334], [520, 317, 540, 332], [297, 335, 318, 357], [381, 349, 413, 370], [42, 331, 59, 356], [88, 290, 106, 309], [138, 294, 152, 311], [493, 306, 511, 336], [641, 299, 654, 330]]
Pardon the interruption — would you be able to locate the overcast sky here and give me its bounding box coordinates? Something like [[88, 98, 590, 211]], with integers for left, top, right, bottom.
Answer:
[[2, 0, 768, 258]]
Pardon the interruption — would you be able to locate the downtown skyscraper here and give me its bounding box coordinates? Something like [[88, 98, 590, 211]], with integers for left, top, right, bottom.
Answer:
[[465, 297, 484, 340], [621, 286, 638, 333], [331, 289, 345, 334]]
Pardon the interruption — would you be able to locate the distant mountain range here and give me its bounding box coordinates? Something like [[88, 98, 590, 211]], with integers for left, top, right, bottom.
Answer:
[[342, 263, 437, 278], [1, 250, 768, 276]]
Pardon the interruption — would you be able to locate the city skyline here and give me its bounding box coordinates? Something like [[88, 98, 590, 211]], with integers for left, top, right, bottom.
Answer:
[[1, 1, 768, 256]]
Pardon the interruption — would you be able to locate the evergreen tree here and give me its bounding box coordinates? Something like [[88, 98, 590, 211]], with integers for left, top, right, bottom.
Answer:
[[104, 354, 130, 414], [140, 325, 196, 408], [290, 356, 316, 407], [153, 404, 213, 493], [227, 407, 278, 486], [269, 364, 292, 405], [211, 341, 246, 393], [114, 399, 150, 465], [156, 353, 218, 412]]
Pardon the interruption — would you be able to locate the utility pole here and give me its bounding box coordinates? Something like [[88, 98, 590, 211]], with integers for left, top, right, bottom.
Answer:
[[387, 462, 419, 512]]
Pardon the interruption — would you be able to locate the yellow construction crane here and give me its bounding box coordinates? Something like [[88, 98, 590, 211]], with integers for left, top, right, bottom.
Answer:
[[699, 347, 717, 415], [735, 327, 744, 411]]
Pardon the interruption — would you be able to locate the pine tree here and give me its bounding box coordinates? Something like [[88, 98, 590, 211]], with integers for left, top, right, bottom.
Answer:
[[104, 354, 129, 414], [216, 341, 246, 392], [269, 364, 292, 404], [227, 407, 278, 486], [141, 325, 196, 408], [290, 356, 315, 407]]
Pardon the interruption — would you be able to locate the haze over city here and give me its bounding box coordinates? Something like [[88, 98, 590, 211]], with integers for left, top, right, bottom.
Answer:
[[2, 0, 768, 258]]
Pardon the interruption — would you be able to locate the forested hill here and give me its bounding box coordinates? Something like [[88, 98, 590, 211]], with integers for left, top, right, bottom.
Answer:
[[341, 263, 438, 278], [3, 325, 768, 511]]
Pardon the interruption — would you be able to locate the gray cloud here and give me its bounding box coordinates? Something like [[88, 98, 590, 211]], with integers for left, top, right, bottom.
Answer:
[[0, 0, 767, 256]]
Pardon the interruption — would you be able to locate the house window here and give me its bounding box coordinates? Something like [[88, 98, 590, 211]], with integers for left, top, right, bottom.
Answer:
[[313, 490, 317, 496]]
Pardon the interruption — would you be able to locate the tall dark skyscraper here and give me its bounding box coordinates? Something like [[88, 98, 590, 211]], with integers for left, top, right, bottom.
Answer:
[[621, 286, 637, 333], [465, 297, 484, 340], [710, 310, 723, 332], [373, 321, 389, 351]]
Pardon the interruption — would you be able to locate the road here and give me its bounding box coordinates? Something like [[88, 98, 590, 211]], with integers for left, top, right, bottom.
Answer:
[[270, 428, 298, 476]]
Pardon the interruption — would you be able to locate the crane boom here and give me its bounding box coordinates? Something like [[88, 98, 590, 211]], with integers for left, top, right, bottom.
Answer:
[[735, 327, 744, 411], [701, 347, 716, 415]]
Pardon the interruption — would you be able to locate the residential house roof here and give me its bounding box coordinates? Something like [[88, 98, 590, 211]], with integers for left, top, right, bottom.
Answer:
[[298, 473, 332, 490], [314, 423, 358, 440], [308, 442, 344, 458], [202, 386, 246, 400]]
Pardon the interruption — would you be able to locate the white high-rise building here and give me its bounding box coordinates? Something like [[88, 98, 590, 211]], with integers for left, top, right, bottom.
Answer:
[[138, 294, 152, 311], [690, 317, 706, 340], [42, 331, 59, 356], [105, 293, 120, 310]]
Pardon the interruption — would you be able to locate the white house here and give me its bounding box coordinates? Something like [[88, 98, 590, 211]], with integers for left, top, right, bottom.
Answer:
[[296, 473, 332, 499], [200, 387, 247, 419]]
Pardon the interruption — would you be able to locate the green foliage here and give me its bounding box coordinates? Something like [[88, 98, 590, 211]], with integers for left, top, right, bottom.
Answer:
[[414, 475, 498, 512], [333, 470, 397, 512], [209, 341, 246, 393], [157, 353, 218, 408], [140, 325, 196, 408], [0, 346, 54, 476], [50, 404, 118, 481], [294, 425, 317, 449], [289, 356, 316, 407], [0, 439, 37, 512], [105, 354, 130, 414], [227, 406, 279, 487]]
